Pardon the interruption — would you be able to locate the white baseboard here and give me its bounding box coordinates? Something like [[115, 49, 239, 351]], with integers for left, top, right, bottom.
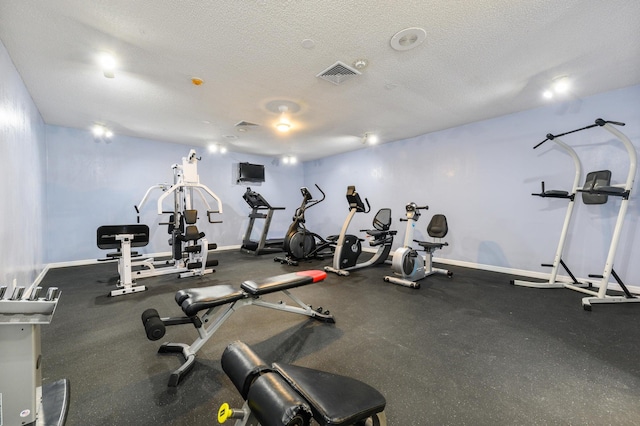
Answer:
[[433, 256, 640, 295], [45, 247, 640, 296]]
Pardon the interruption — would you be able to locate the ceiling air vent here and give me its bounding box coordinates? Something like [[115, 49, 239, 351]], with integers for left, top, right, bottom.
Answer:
[[235, 121, 260, 128], [316, 61, 361, 85]]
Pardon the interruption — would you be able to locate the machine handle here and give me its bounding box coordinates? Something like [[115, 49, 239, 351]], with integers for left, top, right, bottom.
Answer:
[[306, 184, 326, 209], [314, 184, 326, 202], [416, 205, 429, 210], [207, 210, 223, 223], [363, 198, 371, 214]]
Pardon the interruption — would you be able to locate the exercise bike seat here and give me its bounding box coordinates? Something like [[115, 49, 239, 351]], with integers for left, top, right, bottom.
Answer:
[[414, 214, 449, 251]]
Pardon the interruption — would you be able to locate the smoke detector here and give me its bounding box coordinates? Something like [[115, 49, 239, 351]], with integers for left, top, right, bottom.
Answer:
[[316, 61, 361, 85]]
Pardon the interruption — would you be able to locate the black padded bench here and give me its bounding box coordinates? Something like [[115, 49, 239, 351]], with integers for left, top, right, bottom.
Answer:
[[142, 270, 334, 387], [97, 224, 150, 258], [218, 341, 387, 426]]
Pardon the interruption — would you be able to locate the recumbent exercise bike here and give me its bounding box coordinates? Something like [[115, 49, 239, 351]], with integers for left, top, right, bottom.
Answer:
[[384, 202, 452, 288], [325, 185, 396, 276]]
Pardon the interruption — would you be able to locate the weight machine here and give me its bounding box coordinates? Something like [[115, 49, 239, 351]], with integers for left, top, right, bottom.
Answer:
[[513, 119, 639, 310], [0, 279, 69, 426], [98, 150, 223, 296]]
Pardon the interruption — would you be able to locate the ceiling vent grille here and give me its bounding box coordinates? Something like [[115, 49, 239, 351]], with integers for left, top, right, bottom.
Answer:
[[235, 121, 260, 128], [316, 61, 361, 85]]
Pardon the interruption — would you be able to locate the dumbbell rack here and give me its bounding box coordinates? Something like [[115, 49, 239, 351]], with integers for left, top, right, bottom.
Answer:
[[0, 285, 69, 426]]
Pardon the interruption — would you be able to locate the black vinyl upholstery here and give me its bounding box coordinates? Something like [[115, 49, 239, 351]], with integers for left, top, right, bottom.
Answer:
[[221, 341, 270, 399], [247, 373, 312, 426], [274, 363, 386, 426], [221, 341, 385, 426]]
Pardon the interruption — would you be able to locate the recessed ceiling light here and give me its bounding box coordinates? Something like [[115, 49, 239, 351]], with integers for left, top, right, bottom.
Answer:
[[92, 124, 113, 139], [542, 90, 553, 99], [363, 132, 378, 144], [191, 77, 204, 86], [552, 77, 571, 94], [390, 27, 427, 51], [282, 155, 297, 164], [99, 53, 116, 78]]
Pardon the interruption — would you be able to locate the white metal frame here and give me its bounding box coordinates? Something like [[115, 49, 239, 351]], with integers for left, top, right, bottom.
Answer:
[[512, 136, 591, 289], [570, 123, 638, 309], [114, 150, 223, 293], [514, 120, 638, 310]]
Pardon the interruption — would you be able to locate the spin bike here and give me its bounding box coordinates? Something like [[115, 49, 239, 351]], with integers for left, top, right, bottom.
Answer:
[[325, 185, 396, 276], [275, 184, 334, 266], [384, 202, 452, 288]]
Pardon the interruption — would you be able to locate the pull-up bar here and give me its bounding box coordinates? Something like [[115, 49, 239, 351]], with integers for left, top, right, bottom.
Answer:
[[533, 118, 625, 149]]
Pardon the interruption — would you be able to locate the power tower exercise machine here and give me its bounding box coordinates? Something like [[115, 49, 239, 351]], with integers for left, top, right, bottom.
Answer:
[[511, 126, 590, 290], [97, 150, 223, 296], [513, 119, 639, 310], [325, 186, 396, 276], [240, 187, 285, 255], [0, 280, 69, 426], [384, 202, 452, 288], [275, 185, 335, 266]]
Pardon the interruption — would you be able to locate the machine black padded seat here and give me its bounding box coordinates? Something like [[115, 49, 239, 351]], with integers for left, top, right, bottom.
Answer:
[[273, 363, 386, 426], [415, 240, 448, 251], [97, 224, 149, 249], [221, 341, 385, 426], [241, 270, 328, 296], [176, 285, 245, 317]]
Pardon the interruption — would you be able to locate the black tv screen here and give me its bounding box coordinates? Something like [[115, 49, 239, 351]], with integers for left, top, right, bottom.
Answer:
[[238, 162, 265, 183]]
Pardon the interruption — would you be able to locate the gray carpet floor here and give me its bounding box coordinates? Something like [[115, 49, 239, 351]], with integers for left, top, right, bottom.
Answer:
[[38, 250, 640, 425]]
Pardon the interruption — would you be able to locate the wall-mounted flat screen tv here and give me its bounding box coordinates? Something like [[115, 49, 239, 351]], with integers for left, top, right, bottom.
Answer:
[[238, 162, 265, 183]]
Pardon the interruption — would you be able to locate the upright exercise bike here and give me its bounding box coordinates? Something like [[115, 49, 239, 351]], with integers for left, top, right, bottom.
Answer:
[[384, 202, 452, 288], [325, 185, 396, 276], [275, 184, 334, 266]]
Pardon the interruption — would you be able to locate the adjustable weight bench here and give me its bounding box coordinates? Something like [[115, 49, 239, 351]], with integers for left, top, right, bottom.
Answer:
[[217, 340, 387, 426], [141, 270, 334, 387]]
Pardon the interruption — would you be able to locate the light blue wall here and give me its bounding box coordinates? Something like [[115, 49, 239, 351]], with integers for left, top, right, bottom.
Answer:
[[44, 126, 303, 263], [0, 40, 47, 286], [304, 85, 640, 285], [5, 27, 639, 288]]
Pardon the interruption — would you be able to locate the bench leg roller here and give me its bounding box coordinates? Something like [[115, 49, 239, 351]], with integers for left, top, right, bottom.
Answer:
[[141, 309, 166, 341]]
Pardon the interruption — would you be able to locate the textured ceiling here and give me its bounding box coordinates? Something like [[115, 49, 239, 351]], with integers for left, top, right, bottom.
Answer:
[[1, 0, 639, 161]]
